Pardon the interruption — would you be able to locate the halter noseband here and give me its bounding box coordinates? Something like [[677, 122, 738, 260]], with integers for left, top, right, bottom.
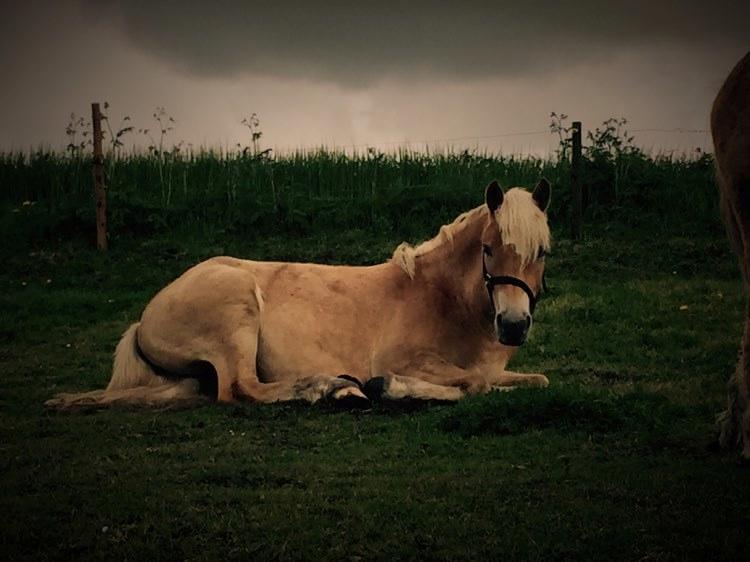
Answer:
[[482, 250, 540, 315]]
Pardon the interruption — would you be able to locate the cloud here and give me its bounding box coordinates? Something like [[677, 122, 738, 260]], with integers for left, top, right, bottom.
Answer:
[[92, 1, 750, 86], [0, 2, 744, 152]]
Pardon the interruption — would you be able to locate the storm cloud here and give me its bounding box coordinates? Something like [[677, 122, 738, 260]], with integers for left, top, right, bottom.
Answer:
[[95, 0, 750, 85], [0, 1, 747, 153]]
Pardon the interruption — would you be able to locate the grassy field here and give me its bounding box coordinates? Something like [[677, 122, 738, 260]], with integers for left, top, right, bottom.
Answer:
[[2, 223, 750, 560], [2, 144, 750, 560]]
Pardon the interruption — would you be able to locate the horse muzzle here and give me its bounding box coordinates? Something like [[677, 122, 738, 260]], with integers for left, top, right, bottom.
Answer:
[[496, 313, 531, 347]]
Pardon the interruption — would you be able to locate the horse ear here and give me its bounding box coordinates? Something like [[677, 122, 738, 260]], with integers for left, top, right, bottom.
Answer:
[[485, 180, 504, 213], [532, 178, 551, 212]]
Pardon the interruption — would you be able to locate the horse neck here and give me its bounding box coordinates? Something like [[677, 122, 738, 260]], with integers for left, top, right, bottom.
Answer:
[[416, 209, 488, 310]]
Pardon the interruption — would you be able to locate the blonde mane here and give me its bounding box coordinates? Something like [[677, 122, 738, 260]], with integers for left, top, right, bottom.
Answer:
[[496, 188, 551, 265], [391, 187, 551, 279]]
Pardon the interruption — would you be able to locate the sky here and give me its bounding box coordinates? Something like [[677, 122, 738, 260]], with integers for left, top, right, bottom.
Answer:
[[1, 1, 748, 156]]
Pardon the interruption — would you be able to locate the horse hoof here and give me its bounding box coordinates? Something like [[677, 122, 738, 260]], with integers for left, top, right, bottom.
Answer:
[[363, 376, 386, 401], [530, 374, 550, 387], [44, 397, 62, 408], [330, 385, 371, 409]]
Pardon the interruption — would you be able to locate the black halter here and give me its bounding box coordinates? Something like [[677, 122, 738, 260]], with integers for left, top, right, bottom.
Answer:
[[482, 251, 540, 315]]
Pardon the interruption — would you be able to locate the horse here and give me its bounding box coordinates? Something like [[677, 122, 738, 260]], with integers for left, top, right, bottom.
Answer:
[[46, 179, 552, 410], [712, 50, 750, 461]]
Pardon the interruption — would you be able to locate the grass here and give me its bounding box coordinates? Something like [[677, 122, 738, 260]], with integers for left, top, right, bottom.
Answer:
[[2, 220, 750, 560], [1, 145, 749, 559], [0, 146, 719, 250]]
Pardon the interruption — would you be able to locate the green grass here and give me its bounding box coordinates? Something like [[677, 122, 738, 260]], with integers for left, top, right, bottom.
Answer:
[[0, 147, 720, 251], [2, 221, 750, 560], [1, 144, 748, 559]]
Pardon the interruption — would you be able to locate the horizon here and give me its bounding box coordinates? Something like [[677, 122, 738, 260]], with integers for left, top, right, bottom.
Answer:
[[3, 109, 714, 160]]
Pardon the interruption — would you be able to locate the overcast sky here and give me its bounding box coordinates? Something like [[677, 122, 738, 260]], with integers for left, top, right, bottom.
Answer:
[[1, 1, 748, 155]]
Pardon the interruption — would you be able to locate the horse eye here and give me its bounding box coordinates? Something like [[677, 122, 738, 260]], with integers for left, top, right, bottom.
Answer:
[[483, 244, 493, 256], [538, 247, 547, 259]]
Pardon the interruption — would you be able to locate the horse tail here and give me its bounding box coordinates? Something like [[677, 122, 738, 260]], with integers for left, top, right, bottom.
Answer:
[[45, 323, 206, 410], [107, 322, 159, 391]]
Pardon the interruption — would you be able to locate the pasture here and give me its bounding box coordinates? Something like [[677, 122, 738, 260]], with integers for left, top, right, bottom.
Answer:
[[2, 146, 750, 559]]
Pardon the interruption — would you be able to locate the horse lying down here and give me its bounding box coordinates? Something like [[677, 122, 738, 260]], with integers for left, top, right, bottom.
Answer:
[[47, 180, 552, 410]]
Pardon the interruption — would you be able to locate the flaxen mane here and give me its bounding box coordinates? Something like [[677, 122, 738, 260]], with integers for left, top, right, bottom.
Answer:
[[391, 187, 551, 279]]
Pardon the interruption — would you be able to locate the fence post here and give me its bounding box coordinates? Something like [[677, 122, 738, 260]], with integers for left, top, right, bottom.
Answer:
[[571, 121, 582, 240], [91, 103, 108, 251]]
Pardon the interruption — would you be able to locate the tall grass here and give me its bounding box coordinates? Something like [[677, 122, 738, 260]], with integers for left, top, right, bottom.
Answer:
[[0, 143, 719, 249]]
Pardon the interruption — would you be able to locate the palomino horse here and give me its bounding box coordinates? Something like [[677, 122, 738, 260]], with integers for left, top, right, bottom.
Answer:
[[47, 180, 552, 410], [712, 51, 750, 461]]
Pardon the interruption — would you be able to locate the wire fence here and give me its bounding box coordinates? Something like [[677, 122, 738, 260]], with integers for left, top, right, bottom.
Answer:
[[316, 126, 712, 154], [1, 118, 719, 247], [344, 129, 551, 150], [629, 128, 708, 134]]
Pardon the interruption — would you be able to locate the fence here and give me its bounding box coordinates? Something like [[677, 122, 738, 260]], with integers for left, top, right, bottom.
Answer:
[[0, 111, 718, 249]]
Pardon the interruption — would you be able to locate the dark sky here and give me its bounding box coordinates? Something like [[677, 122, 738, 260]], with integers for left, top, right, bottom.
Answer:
[[1, 1, 748, 154]]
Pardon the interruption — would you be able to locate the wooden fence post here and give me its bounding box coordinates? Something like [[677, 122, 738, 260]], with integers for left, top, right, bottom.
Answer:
[[571, 121, 582, 240], [91, 103, 108, 251]]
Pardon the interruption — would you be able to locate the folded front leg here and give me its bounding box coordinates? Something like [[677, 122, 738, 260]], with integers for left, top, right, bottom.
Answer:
[[488, 370, 549, 389], [363, 374, 465, 402]]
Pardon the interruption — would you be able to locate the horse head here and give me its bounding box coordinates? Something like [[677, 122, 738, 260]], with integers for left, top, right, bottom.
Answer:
[[481, 179, 551, 346]]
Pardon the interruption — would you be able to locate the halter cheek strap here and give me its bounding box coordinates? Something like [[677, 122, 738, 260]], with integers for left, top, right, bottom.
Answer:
[[482, 255, 539, 315]]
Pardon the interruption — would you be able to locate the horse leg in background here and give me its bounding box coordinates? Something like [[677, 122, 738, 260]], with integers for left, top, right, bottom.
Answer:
[[717, 172, 750, 462], [731, 301, 750, 460], [732, 188, 750, 462], [717, 194, 750, 461], [742, 327, 750, 463]]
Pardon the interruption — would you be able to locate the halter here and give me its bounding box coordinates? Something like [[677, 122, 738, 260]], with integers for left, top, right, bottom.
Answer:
[[482, 249, 541, 315]]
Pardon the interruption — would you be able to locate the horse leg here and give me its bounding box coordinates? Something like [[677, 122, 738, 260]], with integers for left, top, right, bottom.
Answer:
[[721, 293, 750, 461], [212, 327, 367, 405], [363, 374, 464, 402], [363, 361, 548, 401], [209, 324, 293, 404], [382, 353, 497, 396], [46, 377, 208, 411], [719, 187, 750, 460], [737, 302, 750, 461], [487, 370, 549, 390], [291, 376, 370, 407], [736, 205, 750, 461], [363, 352, 508, 401], [46, 322, 208, 411], [231, 372, 370, 406]]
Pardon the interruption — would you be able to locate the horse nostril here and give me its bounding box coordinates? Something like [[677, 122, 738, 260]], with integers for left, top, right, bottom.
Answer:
[[496, 314, 503, 326], [498, 315, 529, 346]]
